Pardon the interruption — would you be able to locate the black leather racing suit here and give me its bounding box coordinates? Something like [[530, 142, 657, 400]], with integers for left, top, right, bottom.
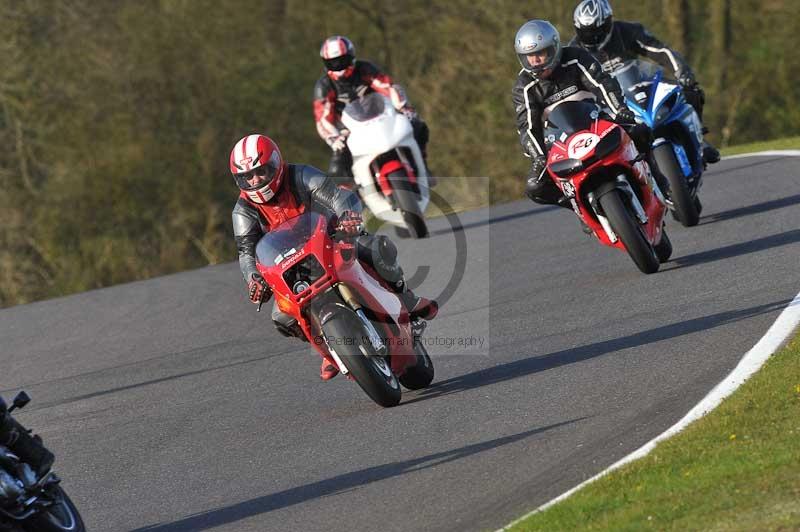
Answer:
[[313, 60, 429, 181], [568, 21, 705, 118], [512, 46, 630, 204], [232, 164, 406, 336]]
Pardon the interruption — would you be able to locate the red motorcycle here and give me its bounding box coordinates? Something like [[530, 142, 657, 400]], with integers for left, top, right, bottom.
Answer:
[[254, 212, 434, 407], [544, 100, 672, 274]]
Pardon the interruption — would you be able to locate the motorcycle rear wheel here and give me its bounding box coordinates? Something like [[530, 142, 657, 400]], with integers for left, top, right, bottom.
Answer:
[[22, 485, 85, 532], [322, 311, 402, 407], [399, 340, 435, 390], [599, 189, 660, 274]]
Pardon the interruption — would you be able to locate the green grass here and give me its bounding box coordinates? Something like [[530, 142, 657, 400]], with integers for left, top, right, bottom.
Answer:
[[721, 136, 800, 156], [509, 334, 800, 532]]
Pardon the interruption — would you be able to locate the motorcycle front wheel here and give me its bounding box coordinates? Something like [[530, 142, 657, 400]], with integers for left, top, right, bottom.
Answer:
[[599, 189, 660, 274], [388, 170, 428, 238], [322, 310, 402, 407], [23, 485, 85, 532]]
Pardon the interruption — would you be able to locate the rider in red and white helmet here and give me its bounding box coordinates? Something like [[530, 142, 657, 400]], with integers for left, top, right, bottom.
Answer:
[[313, 35, 431, 182], [230, 134, 438, 380], [229, 134, 287, 204]]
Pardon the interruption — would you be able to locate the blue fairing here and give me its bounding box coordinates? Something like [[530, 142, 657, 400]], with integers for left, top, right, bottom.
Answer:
[[616, 61, 704, 182]]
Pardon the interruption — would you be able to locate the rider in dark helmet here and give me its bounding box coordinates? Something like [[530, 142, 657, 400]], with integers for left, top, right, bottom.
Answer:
[[512, 19, 655, 218], [230, 134, 437, 381], [313, 35, 432, 184], [570, 0, 720, 164], [0, 398, 54, 478]]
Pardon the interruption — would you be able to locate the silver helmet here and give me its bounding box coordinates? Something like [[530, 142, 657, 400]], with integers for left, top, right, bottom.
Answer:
[[573, 0, 614, 50], [514, 20, 562, 76]]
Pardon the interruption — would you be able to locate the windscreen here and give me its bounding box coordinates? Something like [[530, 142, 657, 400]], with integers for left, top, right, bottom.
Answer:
[[611, 60, 661, 105], [343, 92, 387, 122], [542, 100, 600, 143], [255, 212, 324, 267]]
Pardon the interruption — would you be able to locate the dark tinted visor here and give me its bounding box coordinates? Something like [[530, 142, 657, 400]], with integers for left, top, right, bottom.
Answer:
[[324, 55, 353, 72]]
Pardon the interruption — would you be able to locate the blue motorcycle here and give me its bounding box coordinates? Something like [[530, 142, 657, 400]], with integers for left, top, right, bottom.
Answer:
[[612, 60, 705, 226]]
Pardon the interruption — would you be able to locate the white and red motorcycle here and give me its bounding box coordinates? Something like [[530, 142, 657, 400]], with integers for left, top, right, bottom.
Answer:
[[341, 93, 431, 238]]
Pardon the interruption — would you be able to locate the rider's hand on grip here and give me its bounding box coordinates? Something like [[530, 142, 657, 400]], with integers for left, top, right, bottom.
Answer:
[[336, 210, 363, 237], [531, 155, 547, 179], [329, 134, 348, 152], [615, 107, 637, 125], [248, 274, 271, 304], [678, 72, 697, 88], [400, 106, 418, 120]]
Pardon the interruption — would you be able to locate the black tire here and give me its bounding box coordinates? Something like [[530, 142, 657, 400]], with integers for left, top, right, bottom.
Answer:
[[693, 195, 703, 215], [598, 189, 660, 274], [654, 228, 673, 263], [653, 143, 699, 227], [321, 311, 401, 407], [388, 170, 428, 238], [23, 485, 85, 532], [399, 341, 435, 390]]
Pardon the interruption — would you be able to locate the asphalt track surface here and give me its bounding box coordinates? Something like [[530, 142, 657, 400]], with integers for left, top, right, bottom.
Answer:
[[1, 154, 799, 532]]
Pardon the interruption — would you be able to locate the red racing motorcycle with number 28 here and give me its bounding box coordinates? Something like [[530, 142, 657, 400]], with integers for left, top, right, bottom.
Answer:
[[544, 99, 673, 274]]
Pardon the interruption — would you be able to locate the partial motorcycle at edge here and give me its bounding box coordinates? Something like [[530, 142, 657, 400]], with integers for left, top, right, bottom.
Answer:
[[0, 392, 84, 532]]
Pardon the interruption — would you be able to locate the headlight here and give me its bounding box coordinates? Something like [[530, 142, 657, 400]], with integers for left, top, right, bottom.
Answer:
[[655, 93, 677, 123], [549, 158, 583, 177], [594, 128, 622, 159]]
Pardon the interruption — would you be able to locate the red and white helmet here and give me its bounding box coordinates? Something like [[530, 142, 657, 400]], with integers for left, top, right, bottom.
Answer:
[[229, 134, 286, 204], [320, 35, 356, 80]]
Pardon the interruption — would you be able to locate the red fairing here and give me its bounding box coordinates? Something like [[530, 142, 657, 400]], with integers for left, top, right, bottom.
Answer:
[[255, 213, 418, 379], [376, 160, 417, 197], [545, 113, 667, 254]]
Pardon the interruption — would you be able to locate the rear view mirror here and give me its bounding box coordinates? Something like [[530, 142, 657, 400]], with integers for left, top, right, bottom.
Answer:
[[11, 391, 31, 411]]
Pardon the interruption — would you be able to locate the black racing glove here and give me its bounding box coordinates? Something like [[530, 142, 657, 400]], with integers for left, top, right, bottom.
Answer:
[[531, 155, 547, 178], [678, 71, 698, 89], [615, 107, 638, 125], [247, 273, 271, 304]]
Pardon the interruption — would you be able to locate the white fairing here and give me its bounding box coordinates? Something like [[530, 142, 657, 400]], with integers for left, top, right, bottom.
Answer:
[[652, 81, 677, 109], [341, 95, 430, 227], [654, 81, 703, 144]]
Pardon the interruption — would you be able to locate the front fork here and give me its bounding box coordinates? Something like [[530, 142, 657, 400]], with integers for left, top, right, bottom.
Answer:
[[588, 176, 650, 243], [337, 284, 387, 356]]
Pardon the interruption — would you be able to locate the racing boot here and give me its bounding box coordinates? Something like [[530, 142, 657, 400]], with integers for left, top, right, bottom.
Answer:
[[396, 280, 439, 321], [702, 142, 720, 164], [701, 128, 720, 164], [320, 357, 340, 381], [0, 415, 54, 478]]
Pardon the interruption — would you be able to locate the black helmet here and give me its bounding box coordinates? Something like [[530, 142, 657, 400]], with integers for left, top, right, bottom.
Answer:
[[573, 0, 614, 50]]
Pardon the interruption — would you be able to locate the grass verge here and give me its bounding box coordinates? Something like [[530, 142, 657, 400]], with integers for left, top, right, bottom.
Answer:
[[721, 136, 800, 157], [510, 333, 800, 531]]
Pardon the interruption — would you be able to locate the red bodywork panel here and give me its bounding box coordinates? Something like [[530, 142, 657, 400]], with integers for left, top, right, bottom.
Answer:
[[256, 214, 416, 376], [546, 118, 666, 251]]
